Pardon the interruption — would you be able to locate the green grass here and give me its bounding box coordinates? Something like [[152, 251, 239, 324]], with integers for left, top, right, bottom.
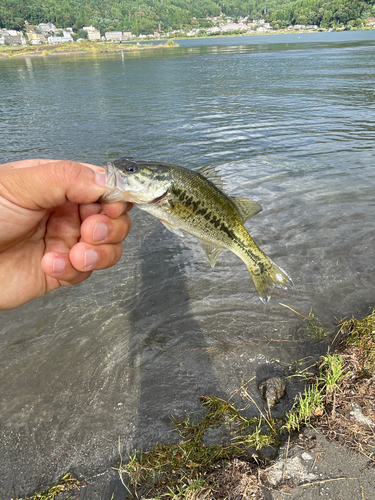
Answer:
[[117, 393, 279, 496], [13, 473, 81, 500], [284, 351, 349, 432], [120, 337, 356, 496], [341, 308, 375, 372], [0, 40, 177, 58]]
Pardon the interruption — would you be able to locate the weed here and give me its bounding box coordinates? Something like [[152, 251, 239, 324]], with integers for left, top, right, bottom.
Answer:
[[340, 308, 375, 372], [13, 473, 81, 500], [283, 384, 324, 432], [117, 391, 279, 497], [318, 352, 348, 396]]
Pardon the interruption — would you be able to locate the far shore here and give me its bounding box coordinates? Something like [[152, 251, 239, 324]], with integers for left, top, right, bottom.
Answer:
[[0, 39, 177, 59], [0, 27, 374, 60]]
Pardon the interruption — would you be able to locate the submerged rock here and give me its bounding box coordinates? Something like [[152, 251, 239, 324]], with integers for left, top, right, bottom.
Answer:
[[258, 376, 286, 406]]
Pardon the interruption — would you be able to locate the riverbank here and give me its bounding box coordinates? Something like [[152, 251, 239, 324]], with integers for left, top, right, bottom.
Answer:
[[118, 309, 375, 499], [15, 308, 375, 500], [2, 27, 374, 60], [0, 39, 177, 59]]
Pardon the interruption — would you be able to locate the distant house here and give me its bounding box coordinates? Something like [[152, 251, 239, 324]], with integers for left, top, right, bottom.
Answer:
[[2, 30, 27, 45], [206, 26, 220, 34], [38, 23, 57, 34], [0, 28, 8, 44], [105, 31, 123, 42], [7, 35, 27, 46], [221, 23, 247, 32], [47, 31, 73, 44], [28, 31, 46, 43], [83, 25, 101, 41], [122, 31, 133, 39]]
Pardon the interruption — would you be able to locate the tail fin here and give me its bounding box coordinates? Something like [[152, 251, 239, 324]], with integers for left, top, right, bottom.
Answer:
[[247, 259, 294, 304]]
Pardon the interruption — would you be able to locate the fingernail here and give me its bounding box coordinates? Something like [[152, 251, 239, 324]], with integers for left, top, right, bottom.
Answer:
[[84, 249, 99, 269], [93, 222, 108, 242], [53, 257, 65, 273], [95, 172, 107, 186]]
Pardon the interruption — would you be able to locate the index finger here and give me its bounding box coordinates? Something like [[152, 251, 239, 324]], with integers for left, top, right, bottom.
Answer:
[[0, 159, 105, 174], [0, 159, 58, 172]]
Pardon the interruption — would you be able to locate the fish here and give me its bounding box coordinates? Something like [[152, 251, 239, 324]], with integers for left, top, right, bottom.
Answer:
[[100, 157, 294, 303]]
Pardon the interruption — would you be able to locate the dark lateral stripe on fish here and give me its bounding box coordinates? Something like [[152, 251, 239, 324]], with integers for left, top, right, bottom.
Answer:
[[102, 158, 294, 302], [173, 185, 267, 270]]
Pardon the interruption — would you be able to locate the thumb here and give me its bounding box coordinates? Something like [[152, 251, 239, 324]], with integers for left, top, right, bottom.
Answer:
[[0, 161, 107, 210]]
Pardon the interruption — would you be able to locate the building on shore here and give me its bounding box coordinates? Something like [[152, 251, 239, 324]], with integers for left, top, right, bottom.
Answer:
[[38, 23, 58, 34], [0, 29, 27, 45], [83, 25, 101, 41], [104, 30, 133, 41], [27, 31, 46, 44], [104, 31, 124, 42], [47, 31, 73, 44]]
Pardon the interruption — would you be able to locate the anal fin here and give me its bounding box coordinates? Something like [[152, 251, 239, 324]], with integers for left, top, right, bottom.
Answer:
[[200, 240, 222, 268]]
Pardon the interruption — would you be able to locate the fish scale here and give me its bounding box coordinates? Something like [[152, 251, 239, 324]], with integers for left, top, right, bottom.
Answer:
[[100, 157, 294, 303]]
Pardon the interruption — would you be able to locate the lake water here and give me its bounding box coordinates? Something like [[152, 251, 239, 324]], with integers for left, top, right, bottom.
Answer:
[[1, 30, 375, 498]]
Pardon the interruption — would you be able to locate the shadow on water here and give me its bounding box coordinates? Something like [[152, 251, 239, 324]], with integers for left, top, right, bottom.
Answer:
[[104, 226, 224, 498]]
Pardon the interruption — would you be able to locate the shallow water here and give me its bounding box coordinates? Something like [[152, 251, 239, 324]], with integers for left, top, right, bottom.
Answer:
[[1, 30, 375, 498]]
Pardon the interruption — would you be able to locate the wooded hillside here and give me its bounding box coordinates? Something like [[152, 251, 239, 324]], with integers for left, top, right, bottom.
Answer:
[[1, 0, 374, 34]]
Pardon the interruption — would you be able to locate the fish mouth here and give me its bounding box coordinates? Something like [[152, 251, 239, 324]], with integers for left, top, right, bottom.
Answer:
[[99, 161, 127, 203], [148, 190, 169, 204], [103, 161, 124, 189]]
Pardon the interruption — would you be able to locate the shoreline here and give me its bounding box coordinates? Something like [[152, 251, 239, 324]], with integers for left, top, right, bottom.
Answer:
[[0, 40, 176, 59], [16, 308, 375, 500], [1, 27, 373, 60]]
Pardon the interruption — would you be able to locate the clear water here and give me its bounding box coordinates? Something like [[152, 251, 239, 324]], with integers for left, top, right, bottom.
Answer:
[[1, 30, 375, 498]]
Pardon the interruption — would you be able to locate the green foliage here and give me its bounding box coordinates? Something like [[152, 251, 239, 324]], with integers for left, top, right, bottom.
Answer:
[[13, 473, 81, 500], [284, 351, 349, 432], [75, 28, 88, 39], [340, 307, 375, 372], [268, 0, 374, 28], [1, 0, 374, 35], [118, 394, 278, 495]]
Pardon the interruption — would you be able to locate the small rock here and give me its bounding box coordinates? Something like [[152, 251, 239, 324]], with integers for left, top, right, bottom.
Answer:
[[301, 452, 313, 461], [266, 456, 318, 486], [350, 402, 375, 427], [258, 376, 286, 406]]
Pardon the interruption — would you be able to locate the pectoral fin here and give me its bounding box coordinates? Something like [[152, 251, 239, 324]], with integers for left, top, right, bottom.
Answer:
[[230, 197, 262, 222], [200, 240, 222, 268], [159, 219, 185, 238]]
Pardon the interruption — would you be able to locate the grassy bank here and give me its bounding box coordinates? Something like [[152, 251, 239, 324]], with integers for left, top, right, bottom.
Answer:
[[14, 308, 375, 500], [0, 39, 177, 59], [117, 307, 375, 499]]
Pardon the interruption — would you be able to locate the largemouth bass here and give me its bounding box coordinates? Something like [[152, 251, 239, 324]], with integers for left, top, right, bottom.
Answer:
[[100, 157, 294, 303]]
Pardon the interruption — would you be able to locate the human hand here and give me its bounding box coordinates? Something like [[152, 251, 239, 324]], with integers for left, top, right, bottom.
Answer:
[[0, 159, 132, 310]]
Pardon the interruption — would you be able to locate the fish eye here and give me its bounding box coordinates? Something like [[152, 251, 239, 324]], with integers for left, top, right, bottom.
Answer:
[[125, 162, 139, 173]]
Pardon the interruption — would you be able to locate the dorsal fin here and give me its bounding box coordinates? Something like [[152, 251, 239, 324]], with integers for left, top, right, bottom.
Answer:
[[230, 197, 262, 222], [197, 165, 225, 190]]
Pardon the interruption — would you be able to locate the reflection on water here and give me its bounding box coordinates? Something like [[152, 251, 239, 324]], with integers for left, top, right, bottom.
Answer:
[[0, 30, 375, 498]]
